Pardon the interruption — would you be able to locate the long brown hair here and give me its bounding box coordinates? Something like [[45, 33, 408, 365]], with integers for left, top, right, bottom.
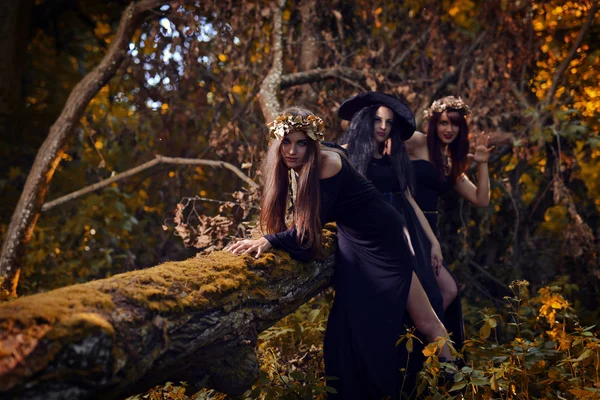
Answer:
[[260, 107, 322, 252], [426, 109, 469, 183]]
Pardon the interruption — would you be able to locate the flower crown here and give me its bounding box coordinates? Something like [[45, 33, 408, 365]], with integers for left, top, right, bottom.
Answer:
[[268, 114, 325, 142], [423, 96, 471, 121]]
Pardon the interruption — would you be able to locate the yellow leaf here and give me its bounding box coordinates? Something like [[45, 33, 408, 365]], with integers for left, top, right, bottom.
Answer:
[[490, 374, 499, 391], [480, 322, 491, 340], [218, 53, 228, 62], [422, 343, 437, 357], [94, 140, 103, 150], [282, 10, 291, 20], [406, 337, 413, 353], [448, 6, 460, 16], [232, 85, 243, 94]]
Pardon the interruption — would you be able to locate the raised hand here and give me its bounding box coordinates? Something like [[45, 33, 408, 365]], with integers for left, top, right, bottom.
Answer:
[[468, 132, 494, 164], [227, 237, 272, 258]]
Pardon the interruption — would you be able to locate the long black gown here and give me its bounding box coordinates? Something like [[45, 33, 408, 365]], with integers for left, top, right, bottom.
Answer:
[[411, 159, 465, 351], [265, 155, 415, 400], [366, 156, 444, 393]]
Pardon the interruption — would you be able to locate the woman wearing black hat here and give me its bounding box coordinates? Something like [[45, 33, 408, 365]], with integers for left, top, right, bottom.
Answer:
[[229, 106, 454, 400], [338, 92, 458, 391]]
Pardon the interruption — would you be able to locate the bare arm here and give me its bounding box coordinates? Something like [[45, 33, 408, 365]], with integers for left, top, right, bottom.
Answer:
[[454, 133, 492, 207], [453, 164, 490, 207], [406, 191, 443, 274], [404, 131, 428, 159]]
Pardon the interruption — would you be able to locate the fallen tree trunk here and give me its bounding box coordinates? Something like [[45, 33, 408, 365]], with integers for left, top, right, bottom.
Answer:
[[0, 230, 336, 400]]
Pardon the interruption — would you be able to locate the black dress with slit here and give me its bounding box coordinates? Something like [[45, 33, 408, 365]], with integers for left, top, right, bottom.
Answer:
[[411, 159, 465, 351], [367, 156, 444, 394], [265, 155, 415, 400]]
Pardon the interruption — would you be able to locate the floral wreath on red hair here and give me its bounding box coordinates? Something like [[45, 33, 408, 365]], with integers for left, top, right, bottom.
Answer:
[[423, 96, 471, 122], [268, 114, 325, 142]]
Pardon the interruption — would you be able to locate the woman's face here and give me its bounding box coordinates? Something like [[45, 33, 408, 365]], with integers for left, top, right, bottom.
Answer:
[[436, 110, 460, 145], [373, 106, 394, 145], [280, 130, 310, 169]]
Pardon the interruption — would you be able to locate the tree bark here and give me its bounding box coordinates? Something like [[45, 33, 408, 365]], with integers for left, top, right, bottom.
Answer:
[[0, 0, 192, 296], [257, 0, 286, 122], [0, 230, 336, 399]]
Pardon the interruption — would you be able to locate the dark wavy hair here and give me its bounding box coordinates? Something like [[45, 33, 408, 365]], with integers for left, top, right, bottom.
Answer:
[[341, 104, 413, 194], [260, 107, 322, 252], [426, 109, 469, 183]]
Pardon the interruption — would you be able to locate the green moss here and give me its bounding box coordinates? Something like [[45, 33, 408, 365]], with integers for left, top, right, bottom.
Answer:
[[0, 233, 337, 336], [0, 285, 114, 332], [45, 312, 115, 342]]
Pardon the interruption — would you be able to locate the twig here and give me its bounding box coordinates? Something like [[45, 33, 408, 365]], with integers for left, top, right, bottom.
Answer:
[[180, 196, 259, 209], [468, 260, 510, 292]]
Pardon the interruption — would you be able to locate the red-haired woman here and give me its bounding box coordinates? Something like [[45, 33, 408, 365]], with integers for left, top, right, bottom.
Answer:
[[406, 96, 493, 351], [229, 107, 455, 400]]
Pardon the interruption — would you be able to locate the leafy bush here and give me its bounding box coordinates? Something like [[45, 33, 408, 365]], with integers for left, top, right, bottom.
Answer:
[[131, 281, 600, 399]]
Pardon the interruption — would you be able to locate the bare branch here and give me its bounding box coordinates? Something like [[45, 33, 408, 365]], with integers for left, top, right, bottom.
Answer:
[[543, 2, 599, 106], [280, 66, 364, 88], [41, 156, 258, 212]]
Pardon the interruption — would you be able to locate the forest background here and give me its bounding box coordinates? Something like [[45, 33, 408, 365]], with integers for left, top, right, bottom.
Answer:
[[0, 0, 599, 398]]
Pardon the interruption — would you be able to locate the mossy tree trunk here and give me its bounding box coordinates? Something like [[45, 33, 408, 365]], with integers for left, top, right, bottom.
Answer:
[[0, 231, 335, 400]]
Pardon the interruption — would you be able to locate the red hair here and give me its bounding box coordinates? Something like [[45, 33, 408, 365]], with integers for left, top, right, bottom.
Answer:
[[426, 110, 470, 183]]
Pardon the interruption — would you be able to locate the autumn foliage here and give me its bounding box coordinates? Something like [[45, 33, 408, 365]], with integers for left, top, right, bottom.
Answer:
[[1, 0, 599, 398]]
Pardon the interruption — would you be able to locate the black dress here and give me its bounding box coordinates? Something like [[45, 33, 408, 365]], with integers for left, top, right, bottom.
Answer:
[[411, 159, 465, 351], [266, 156, 415, 400], [367, 156, 444, 393]]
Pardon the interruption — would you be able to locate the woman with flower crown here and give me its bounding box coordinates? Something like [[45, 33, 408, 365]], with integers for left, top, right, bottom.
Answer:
[[229, 106, 455, 399], [406, 96, 494, 352]]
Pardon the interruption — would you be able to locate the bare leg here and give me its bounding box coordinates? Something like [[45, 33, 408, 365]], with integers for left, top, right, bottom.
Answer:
[[407, 271, 454, 360], [435, 267, 458, 311]]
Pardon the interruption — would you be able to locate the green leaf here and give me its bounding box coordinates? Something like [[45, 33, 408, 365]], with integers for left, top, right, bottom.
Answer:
[[289, 370, 305, 381], [470, 377, 489, 386], [307, 309, 320, 322], [325, 386, 338, 394], [449, 381, 467, 392]]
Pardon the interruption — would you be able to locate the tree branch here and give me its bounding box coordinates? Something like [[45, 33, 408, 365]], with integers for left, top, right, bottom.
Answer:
[[280, 66, 364, 89], [41, 156, 258, 212], [543, 2, 599, 106], [0, 0, 196, 293], [257, 0, 286, 122]]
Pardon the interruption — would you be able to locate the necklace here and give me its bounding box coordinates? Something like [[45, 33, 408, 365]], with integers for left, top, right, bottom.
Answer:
[[442, 147, 451, 175]]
